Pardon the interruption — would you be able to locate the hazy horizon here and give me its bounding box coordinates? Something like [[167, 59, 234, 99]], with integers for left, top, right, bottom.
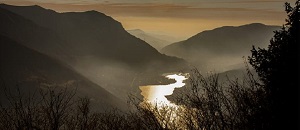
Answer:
[[0, 0, 294, 39]]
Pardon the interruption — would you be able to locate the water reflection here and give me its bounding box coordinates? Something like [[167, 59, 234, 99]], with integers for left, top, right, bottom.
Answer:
[[139, 73, 189, 106]]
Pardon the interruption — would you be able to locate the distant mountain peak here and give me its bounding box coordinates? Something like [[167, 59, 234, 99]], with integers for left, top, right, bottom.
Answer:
[[162, 23, 280, 72], [245, 23, 266, 26], [0, 4, 112, 17], [190, 23, 275, 40], [238, 23, 270, 29], [86, 10, 98, 13], [32, 4, 42, 8], [83, 10, 105, 15]]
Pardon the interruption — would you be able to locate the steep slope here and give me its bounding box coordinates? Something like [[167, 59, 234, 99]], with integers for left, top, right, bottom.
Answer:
[[0, 7, 71, 61], [0, 4, 188, 100], [0, 35, 126, 111], [162, 23, 279, 72], [0, 4, 185, 69], [127, 29, 173, 51]]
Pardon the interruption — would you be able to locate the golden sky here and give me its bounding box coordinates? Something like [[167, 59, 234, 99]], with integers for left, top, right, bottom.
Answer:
[[0, 0, 295, 39]]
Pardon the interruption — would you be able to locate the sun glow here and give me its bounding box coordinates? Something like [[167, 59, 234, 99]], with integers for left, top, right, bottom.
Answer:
[[139, 73, 189, 129], [139, 73, 188, 106]]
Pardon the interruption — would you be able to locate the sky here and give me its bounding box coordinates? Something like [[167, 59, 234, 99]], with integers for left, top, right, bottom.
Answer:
[[0, 0, 295, 39]]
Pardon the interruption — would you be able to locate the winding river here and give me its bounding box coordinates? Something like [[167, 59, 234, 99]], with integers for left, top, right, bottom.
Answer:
[[139, 73, 189, 106]]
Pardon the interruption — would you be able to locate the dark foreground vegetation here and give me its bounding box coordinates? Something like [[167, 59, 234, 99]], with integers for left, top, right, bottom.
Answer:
[[0, 68, 267, 130], [0, 1, 298, 130]]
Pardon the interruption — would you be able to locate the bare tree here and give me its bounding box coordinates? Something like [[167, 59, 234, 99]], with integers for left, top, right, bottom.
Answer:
[[0, 68, 270, 130]]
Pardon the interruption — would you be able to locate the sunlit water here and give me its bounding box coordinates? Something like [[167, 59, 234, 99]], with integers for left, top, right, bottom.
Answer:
[[139, 73, 189, 107], [139, 73, 189, 128]]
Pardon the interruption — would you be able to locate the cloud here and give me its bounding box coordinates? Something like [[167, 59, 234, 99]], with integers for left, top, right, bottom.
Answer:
[[91, 3, 283, 21], [0, 0, 289, 38], [8, 2, 282, 19], [0, 0, 288, 20]]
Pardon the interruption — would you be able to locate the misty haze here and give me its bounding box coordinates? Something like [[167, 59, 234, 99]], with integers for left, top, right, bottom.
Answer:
[[0, 0, 299, 130]]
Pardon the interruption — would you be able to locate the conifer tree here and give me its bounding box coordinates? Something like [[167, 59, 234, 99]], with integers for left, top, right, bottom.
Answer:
[[249, 0, 299, 129]]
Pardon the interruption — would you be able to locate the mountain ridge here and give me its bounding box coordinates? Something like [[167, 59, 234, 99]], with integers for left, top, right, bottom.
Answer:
[[0, 4, 188, 101], [0, 4, 181, 67], [162, 23, 280, 72], [127, 29, 173, 51]]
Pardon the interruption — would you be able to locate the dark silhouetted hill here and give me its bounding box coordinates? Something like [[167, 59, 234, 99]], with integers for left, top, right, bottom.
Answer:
[[0, 4, 185, 69], [0, 35, 126, 111], [162, 23, 279, 72]]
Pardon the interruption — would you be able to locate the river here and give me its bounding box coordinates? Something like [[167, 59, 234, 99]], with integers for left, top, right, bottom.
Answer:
[[139, 73, 189, 106]]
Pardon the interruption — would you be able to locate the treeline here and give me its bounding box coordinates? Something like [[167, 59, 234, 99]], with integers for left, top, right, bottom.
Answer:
[[0, 68, 268, 130]]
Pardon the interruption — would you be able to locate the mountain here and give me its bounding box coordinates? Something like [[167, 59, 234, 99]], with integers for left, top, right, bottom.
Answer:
[[162, 23, 280, 72], [149, 33, 184, 45], [0, 35, 126, 111], [127, 29, 175, 51], [0, 4, 155, 66], [0, 6, 70, 60], [0, 4, 188, 100], [0, 4, 185, 68]]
